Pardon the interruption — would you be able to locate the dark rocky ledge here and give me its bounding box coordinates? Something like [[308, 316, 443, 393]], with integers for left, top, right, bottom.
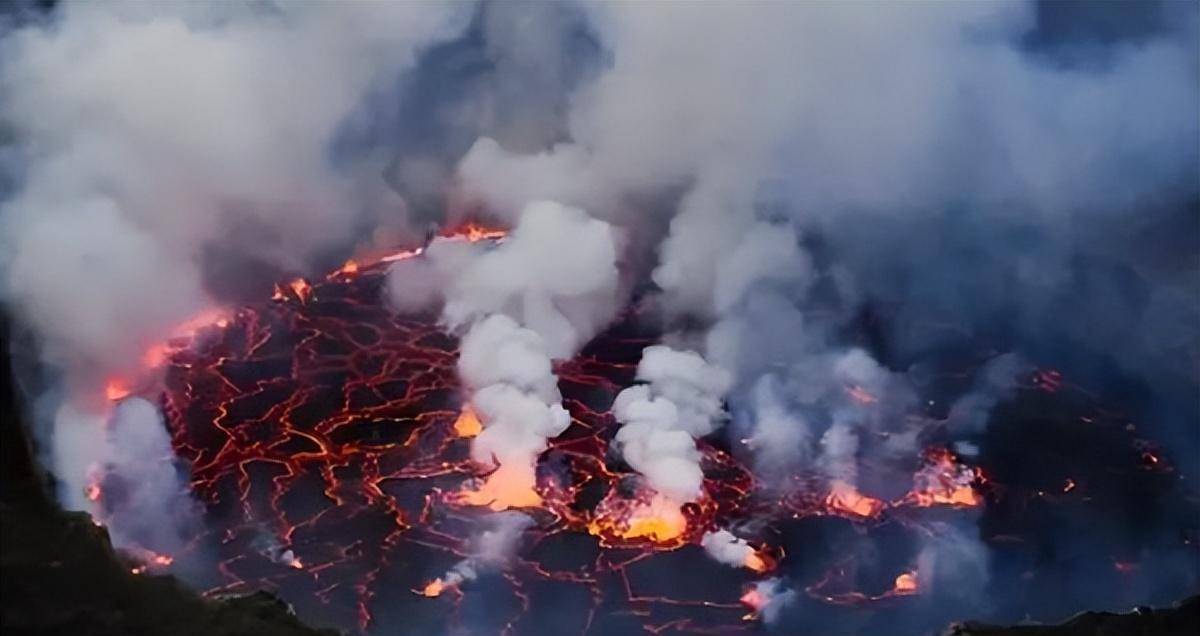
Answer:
[[1, 319, 337, 636], [1, 500, 340, 636], [945, 595, 1199, 636]]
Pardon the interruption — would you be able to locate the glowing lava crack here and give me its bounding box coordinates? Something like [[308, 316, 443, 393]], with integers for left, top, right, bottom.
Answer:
[[97, 226, 1092, 635]]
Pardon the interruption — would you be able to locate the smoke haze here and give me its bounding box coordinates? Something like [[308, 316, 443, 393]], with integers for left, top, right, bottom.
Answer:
[[1, 1, 1195, 633]]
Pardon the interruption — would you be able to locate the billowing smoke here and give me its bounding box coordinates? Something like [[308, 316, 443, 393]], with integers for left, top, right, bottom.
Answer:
[[448, 0, 1197, 628], [455, 315, 569, 508], [425, 511, 533, 595], [1, 1, 472, 377], [390, 200, 621, 357], [612, 345, 732, 503], [741, 577, 796, 626], [52, 396, 196, 557], [915, 521, 991, 608], [946, 353, 1032, 436], [98, 398, 198, 554], [701, 529, 758, 569], [0, 1, 1195, 631], [388, 200, 621, 507], [0, 0, 477, 556]]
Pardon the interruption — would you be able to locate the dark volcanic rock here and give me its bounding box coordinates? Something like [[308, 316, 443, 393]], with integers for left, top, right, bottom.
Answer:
[[0, 318, 339, 636], [945, 595, 1199, 636]]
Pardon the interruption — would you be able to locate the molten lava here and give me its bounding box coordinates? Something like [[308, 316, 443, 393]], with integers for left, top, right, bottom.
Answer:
[[745, 550, 774, 573], [825, 481, 885, 518], [451, 406, 482, 438], [902, 447, 983, 508], [454, 462, 542, 511], [893, 570, 919, 595], [142, 308, 231, 368], [622, 497, 688, 542], [420, 579, 448, 598], [588, 491, 690, 544], [105, 378, 131, 402], [116, 222, 1185, 634]]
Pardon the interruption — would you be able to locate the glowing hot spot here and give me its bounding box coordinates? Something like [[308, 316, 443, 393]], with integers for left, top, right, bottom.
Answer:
[[740, 588, 766, 610], [274, 278, 313, 304], [589, 493, 688, 543], [421, 579, 446, 597], [105, 378, 132, 402], [825, 482, 885, 518], [893, 571, 918, 595], [456, 463, 542, 511], [447, 223, 508, 243], [902, 447, 983, 508], [453, 406, 482, 438], [745, 551, 773, 573], [142, 308, 231, 368]]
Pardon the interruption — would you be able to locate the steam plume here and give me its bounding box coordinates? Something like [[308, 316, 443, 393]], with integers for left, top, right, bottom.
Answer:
[[612, 346, 732, 503], [388, 200, 621, 508]]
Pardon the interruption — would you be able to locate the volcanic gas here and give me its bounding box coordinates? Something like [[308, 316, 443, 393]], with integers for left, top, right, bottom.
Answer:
[[67, 225, 1194, 635]]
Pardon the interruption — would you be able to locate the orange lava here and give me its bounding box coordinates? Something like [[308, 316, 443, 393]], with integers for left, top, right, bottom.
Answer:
[[84, 483, 102, 502], [740, 588, 767, 611], [452, 406, 482, 438], [456, 463, 542, 511], [290, 279, 312, 303], [589, 493, 688, 543], [825, 482, 884, 518], [893, 570, 919, 595], [745, 551, 774, 573], [902, 447, 983, 508], [911, 484, 980, 507], [423, 580, 445, 597], [447, 222, 508, 243], [141, 308, 231, 368], [105, 378, 132, 402]]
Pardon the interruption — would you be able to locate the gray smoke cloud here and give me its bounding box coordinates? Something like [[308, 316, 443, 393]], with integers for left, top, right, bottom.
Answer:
[[0, 1, 1195, 630], [447, 1, 1197, 628], [452, 0, 1197, 478], [425, 511, 534, 594], [612, 345, 732, 503], [1, 1, 472, 378], [701, 528, 757, 569], [388, 200, 621, 508], [0, 0, 476, 554]]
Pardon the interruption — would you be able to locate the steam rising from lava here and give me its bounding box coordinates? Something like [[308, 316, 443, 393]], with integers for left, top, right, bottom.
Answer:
[[0, 0, 473, 557], [0, 1, 1196, 634], [388, 201, 621, 510], [613, 346, 732, 506], [421, 511, 533, 598]]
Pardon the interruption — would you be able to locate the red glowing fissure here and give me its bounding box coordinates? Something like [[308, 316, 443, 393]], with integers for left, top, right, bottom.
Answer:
[[89, 223, 1014, 634]]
